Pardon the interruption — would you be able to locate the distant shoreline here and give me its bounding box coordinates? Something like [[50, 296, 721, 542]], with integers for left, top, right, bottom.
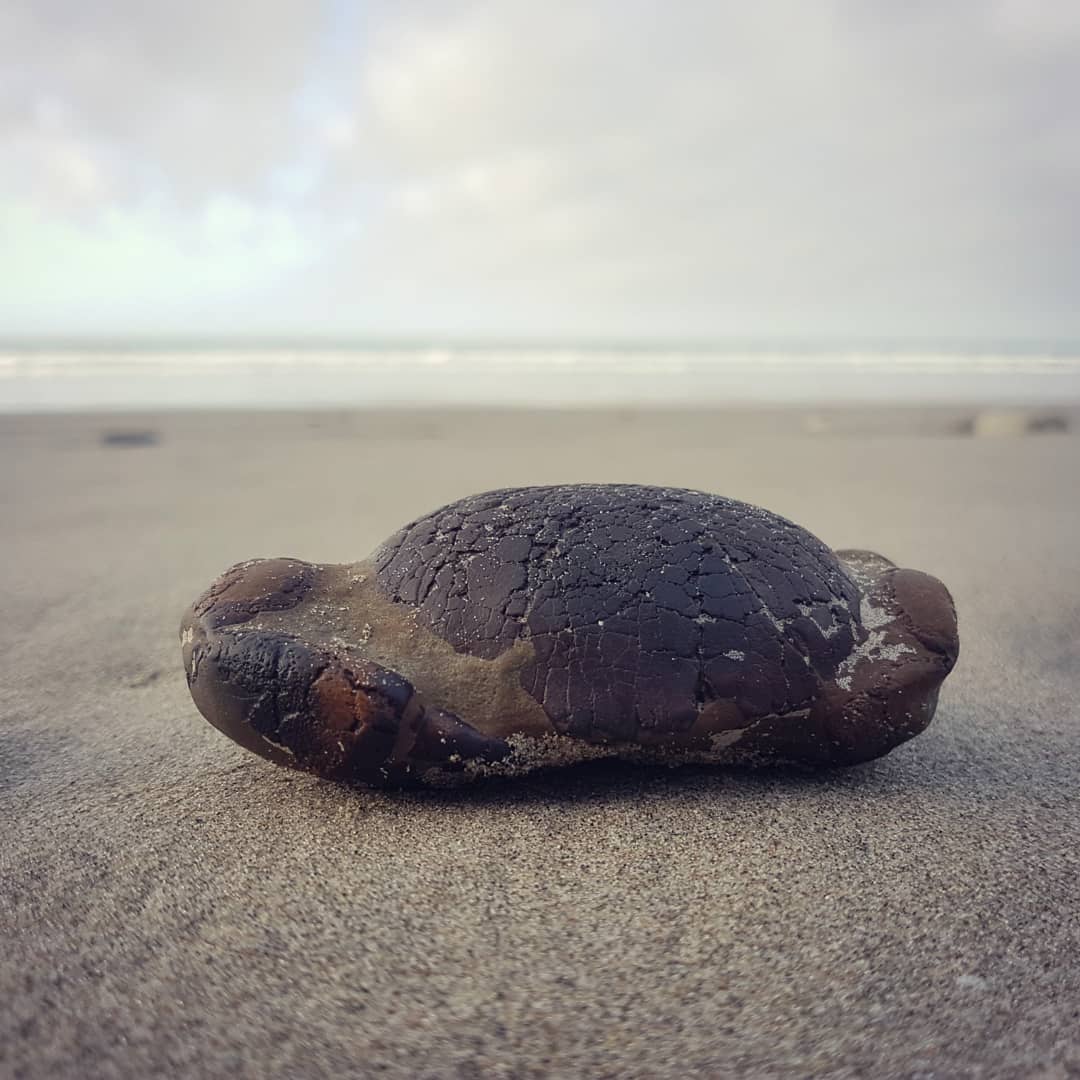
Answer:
[[3, 347, 1079, 413]]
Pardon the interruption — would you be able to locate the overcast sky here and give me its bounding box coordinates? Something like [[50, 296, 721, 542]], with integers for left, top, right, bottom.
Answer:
[[1, 0, 1077, 345]]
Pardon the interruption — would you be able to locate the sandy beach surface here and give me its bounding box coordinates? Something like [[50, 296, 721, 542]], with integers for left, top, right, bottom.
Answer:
[[2, 407, 1078, 1079]]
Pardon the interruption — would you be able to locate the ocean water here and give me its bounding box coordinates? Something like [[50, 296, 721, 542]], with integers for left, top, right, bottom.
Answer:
[[1, 347, 1078, 412]]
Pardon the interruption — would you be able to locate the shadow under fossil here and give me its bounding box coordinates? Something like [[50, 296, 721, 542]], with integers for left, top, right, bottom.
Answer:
[[275, 698, 1077, 813], [295, 753, 910, 811]]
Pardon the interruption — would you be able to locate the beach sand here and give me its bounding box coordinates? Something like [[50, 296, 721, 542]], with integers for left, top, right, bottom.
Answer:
[[2, 407, 1078, 1078]]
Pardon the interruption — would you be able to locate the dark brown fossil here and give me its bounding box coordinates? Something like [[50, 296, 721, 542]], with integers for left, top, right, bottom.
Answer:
[[181, 484, 959, 787]]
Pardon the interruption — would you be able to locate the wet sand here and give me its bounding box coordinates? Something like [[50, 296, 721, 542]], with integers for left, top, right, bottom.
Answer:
[[2, 408, 1078, 1078]]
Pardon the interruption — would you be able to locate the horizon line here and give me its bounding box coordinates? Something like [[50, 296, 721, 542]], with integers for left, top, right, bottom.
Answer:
[[2, 336, 1080, 355]]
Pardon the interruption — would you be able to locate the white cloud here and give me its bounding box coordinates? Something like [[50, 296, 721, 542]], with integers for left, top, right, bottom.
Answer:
[[320, 114, 358, 151], [2, 0, 322, 201], [0, 195, 317, 334], [322, 1, 1079, 340], [0, 0, 1077, 341]]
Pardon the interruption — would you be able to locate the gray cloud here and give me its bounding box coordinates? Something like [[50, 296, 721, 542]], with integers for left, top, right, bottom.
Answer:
[[2, 0, 321, 196], [1, 0, 1077, 342]]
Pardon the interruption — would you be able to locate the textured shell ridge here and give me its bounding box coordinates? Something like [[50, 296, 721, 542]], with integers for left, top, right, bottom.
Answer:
[[374, 483, 862, 741]]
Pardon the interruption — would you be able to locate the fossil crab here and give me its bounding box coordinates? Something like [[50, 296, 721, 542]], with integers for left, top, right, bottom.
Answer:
[[181, 485, 959, 787]]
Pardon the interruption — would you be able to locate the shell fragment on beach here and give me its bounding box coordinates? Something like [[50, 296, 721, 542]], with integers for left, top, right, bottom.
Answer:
[[180, 484, 959, 787]]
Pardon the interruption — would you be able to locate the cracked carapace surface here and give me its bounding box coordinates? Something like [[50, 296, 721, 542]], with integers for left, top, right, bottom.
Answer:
[[181, 484, 959, 786]]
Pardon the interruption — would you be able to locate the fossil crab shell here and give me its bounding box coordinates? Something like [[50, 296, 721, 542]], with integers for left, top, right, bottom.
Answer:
[[180, 484, 959, 787]]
